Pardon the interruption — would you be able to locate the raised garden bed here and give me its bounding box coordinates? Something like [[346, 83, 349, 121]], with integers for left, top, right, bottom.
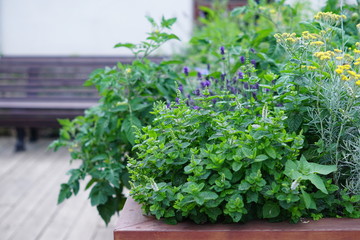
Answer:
[[114, 197, 360, 240]]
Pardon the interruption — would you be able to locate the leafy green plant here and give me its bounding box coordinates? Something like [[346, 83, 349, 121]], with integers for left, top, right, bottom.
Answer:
[[128, 91, 348, 224], [50, 16, 183, 224], [179, 0, 306, 76]]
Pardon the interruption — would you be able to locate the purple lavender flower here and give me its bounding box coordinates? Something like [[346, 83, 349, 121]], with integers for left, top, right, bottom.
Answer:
[[207, 64, 211, 71], [251, 82, 259, 90], [240, 56, 245, 64], [175, 97, 180, 104], [243, 82, 249, 89], [193, 88, 201, 96], [183, 67, 189, 76], [166, 102, 171, 109], [220, 46, 225, 55], [197, 72, 202, 78], [238, 72, 244, 79], [221, 73, 226, 81], [251, 59, 256, 68], [178, 84, 183, 93], [200, 80, 211, 88], [250, 48, 256, 53], [193, 106, 200, 110]]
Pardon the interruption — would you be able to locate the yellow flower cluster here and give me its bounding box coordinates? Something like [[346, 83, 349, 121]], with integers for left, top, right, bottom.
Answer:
[[310, 41, 325, 46], [301, 65, 317, 70], [335, 64, 360, 84], [274, 33, 298, 44], [314, 51, 334, 61], [302, 31, 320, 40], [314, 12, 346, 24], [354, 57, 360, 65]]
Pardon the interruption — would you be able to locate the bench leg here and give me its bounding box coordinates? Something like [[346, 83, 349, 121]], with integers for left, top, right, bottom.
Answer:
[[15, 127, 26, 152], [29, 128, 38, 142]]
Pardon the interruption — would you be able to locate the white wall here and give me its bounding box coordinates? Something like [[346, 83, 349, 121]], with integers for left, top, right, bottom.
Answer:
[[0, 0, 193, 56]]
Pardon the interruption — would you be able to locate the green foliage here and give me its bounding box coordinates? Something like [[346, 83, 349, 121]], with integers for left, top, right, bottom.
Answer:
[[50, 17, 183, 225], [178, 0, 306, 76], [128, 90, 349, 223], [274, 9, 360, 195]]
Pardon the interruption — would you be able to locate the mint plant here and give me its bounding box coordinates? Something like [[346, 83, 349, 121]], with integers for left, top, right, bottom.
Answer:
[[50, 16, 183, 224], [128, 92, 345, 223]]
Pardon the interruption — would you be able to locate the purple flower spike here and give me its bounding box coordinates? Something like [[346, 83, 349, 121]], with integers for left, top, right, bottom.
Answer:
[[193, 106, 200, 110], [250, 48, 256, 53], [193, 88, 201, 96], [251, 82, 259, 90], [251, 59, 256, 68], [175, 97, 180, 104], [166, 102, 171, 109], [178, 84, 183, 93], [183, 67, 189, 76], [200, 80, 211, 88], [238, 72, 244, 79], [221, 73, 226, 81], [240, 56, 245, 64], [197, 72, 202, 78], [220, 46, 225, 55], [243, 82, 249, 89]]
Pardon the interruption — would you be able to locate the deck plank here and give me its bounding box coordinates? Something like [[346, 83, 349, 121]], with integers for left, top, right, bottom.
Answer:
[[0, 137, 115, 240]]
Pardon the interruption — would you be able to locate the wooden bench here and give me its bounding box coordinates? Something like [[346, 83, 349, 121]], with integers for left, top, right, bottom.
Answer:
[[0, 56, 134, 151]]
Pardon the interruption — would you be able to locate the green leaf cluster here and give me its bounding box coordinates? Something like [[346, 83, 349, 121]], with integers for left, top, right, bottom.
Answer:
[[50, 17, 183, 225], [129, 92, 346, 223]]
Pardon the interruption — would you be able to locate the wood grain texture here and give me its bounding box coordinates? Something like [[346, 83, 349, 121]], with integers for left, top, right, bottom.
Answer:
[[114, 197, 360, 240], [0, 137, 115, 240]]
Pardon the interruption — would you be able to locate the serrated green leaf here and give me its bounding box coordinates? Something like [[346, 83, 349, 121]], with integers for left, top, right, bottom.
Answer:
[[232, 161, 243, 171], [114, 43, 136, 49], [301, 189, 316, 209], [262, 202, 280, 218], [265, 146, 276, 159], [58, 184, 72, 204], [309, 163, 337, 175], [89, 182, 116, 206], [199, 191, 219, 200], [305, 174, 328, 194], [254, 154, 268, 162], [242, 147, 253, 158]]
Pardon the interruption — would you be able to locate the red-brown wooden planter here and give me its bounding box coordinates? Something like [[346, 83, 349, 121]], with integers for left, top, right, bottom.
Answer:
[[114, 197, 360, 240]]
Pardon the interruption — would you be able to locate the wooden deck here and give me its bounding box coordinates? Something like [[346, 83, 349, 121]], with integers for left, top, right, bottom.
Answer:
[[0, 136, 116, 240]]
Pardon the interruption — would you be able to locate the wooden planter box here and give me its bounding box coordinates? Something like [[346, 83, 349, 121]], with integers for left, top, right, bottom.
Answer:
[[114, 197, 360, 240]]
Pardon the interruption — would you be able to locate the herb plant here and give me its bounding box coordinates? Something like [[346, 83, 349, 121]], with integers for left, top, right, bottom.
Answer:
[[128, 43, 359, 223], [274, 11, 360, 195], [129, 90, 347, 224], [50, 17, 183, 224]]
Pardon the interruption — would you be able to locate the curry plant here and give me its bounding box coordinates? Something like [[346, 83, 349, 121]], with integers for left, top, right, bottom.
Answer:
[[50, 16, 183, 224], [274, 11, 360, 195]]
